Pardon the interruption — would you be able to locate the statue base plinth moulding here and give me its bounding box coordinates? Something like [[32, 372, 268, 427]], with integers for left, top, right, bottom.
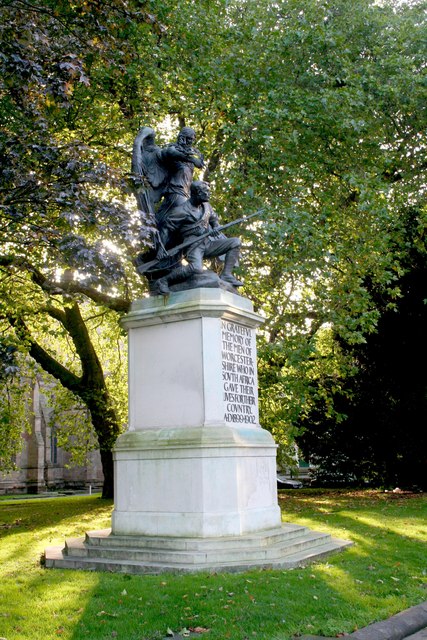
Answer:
[[45, 289, 352, 573]]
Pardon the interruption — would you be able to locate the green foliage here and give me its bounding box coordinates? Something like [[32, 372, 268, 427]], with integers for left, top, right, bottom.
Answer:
[[0, 0, 149, 493], [0, 385, 31, 472], [258, 326, 357, 467], [41, 381, 97, 468], [0, 347, 33, 472], [216, 0, 427, 454], [38, 306, 128, 468], [296, 206, 427, 489], [0, 0, 426, 486], [0, 0, 154, 291]]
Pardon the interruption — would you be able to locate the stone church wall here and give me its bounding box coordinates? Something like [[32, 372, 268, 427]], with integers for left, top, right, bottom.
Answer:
[[0, 380, 104, 495]]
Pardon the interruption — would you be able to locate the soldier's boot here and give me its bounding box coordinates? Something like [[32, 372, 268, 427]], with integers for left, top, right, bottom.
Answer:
[[220, 248, 242, 287], [154, 265, 194, 295]]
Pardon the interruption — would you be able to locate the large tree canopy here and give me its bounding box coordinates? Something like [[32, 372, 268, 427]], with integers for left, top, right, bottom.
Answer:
[[0, 0, 158, 496], [296, 206, 427, 489], [0, 0, 426, 491]]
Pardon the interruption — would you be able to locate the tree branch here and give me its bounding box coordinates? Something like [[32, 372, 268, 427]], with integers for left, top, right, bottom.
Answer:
[[9, 316, 82, 392], [204, 128, 225, 182], [63, 282, 131, 312], [62, 302, 105, 386], [0, 255, 131, 312], [41, 304, 67, 325]]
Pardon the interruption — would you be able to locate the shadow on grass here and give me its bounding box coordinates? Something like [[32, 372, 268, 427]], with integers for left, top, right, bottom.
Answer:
[[0, 496, 113, 577], [61, 493, 426, 640], [0, 495, 112, 529], [0, 492, 425, 640]]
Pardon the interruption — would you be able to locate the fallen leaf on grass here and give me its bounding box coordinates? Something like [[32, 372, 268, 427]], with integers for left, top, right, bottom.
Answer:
[[0, 518, 23, 529], [167, 625, 202, 637]]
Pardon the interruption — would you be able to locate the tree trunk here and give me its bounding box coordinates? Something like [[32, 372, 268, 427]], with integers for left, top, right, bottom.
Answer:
[[99, 448, 115, 499], [15, 303, 123, 500], [83, 387, 121, 499], [63, 303, 121, 499]]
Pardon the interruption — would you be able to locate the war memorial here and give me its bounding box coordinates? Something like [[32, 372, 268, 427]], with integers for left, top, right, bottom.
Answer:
[[45, 126, 351, 573]]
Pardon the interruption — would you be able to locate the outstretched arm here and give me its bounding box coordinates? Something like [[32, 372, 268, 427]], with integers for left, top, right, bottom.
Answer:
[[162, 144, 204, 169]]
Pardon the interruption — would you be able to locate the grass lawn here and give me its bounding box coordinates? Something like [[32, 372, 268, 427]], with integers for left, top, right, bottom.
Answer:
[[0, 490, 425, 640]]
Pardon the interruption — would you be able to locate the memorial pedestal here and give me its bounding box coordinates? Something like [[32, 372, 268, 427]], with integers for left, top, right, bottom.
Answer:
[[113, 289, 280, 537], [45, 289, 352, 573]]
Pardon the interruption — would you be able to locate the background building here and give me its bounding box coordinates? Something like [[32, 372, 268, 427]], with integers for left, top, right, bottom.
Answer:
[[0, 379, 103, 495]]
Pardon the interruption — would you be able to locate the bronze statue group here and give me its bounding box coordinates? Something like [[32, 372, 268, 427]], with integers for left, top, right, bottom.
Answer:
[[131, 126, 242, 295]]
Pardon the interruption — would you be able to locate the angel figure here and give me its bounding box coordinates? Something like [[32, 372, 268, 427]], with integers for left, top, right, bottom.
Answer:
[[130, 125, 206, 285], [130, 126, 168, 215], [131, 125, 204, 224]]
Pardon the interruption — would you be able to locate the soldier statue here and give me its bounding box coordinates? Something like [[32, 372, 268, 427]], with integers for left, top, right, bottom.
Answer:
[[130, 126, 244, 295]]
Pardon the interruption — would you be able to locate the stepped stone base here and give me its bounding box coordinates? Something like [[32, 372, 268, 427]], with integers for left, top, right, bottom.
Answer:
[[44, 524, 352, 574], [44, 291, 353, 575]]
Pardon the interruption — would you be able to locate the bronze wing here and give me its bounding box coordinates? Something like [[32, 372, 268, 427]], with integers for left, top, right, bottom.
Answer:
[[131, 127, 168, 217]]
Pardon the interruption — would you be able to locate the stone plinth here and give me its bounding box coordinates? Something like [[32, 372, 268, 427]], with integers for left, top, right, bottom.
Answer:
[[112, 288, 281, 537], [45, 289, 352, 573]]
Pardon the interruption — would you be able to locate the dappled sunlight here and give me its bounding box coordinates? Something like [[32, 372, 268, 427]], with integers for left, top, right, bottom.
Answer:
[[284, 508, 424, 551], [3, 568, 101, 640], [279, 491, 427, 601], [0, 496, 110, 639], [313, 562, 373, 602], [337, 511, 427, 542], [0, 530, 48, 576], [0, 492, 425, 639], [0, 496, 113, 578], [311, 561, 414, 625]]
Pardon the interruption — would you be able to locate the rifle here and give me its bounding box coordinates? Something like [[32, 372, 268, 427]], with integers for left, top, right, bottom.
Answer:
[[136, 209, 264, 274]]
